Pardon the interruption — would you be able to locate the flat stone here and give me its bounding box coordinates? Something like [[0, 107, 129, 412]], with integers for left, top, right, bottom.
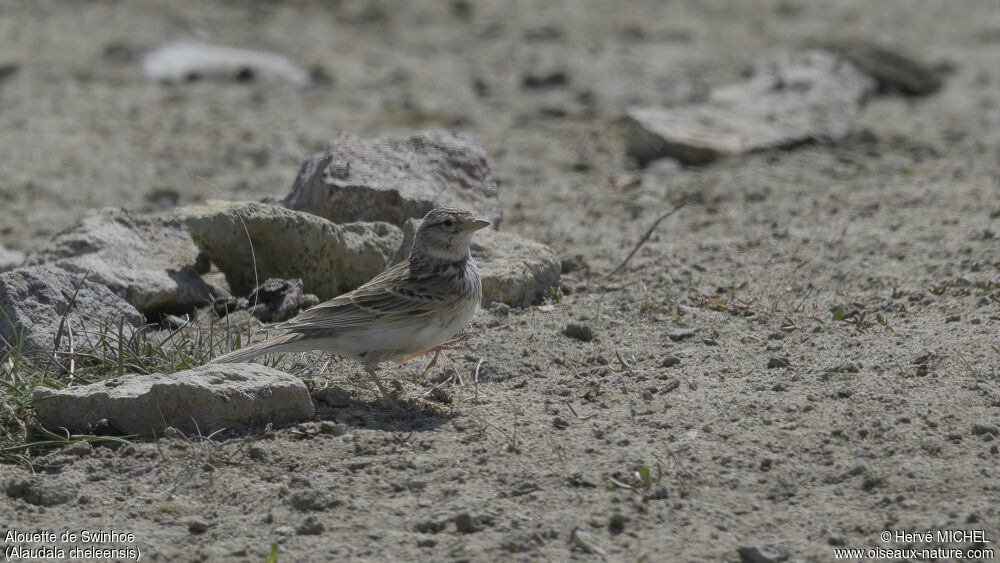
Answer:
[[0, 266, 143, 359], [626, 51, 875, 165], [143, 41, 309, 86], [284, 130, 502, 227], [182, 201, 401, 299], [32, 364, 314, 436], [27, 208, 210, 316], [390, 218, 560, 307], [738, 543, 789, 563]]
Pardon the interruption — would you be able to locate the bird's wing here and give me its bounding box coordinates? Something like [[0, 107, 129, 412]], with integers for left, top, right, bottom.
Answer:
[[275, 259, 460, 331]]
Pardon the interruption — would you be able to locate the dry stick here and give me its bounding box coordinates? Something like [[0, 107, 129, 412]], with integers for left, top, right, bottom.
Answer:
[[603, 200, 687, 280], [473, 358, 484, 404]]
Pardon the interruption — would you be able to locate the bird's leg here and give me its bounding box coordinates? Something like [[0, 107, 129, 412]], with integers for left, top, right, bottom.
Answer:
[[403, 335, 470, 362], [419, 348, 442, 379], [366, 369, 401, 411]]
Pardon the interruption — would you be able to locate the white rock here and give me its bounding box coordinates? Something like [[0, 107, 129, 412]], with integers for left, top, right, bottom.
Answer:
[[143, 41, 310, 86], [33, 364, 314, 436]]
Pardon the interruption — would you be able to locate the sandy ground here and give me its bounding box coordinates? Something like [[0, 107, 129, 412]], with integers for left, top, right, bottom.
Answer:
[[2, 0, 1000, 561]]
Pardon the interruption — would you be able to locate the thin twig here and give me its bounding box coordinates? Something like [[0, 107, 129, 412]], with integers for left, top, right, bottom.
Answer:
[[473, 358, 484, 404], [603, 200, 687, 280]]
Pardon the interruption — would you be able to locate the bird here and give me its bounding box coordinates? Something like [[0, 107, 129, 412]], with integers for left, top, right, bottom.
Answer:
[[209, 207, 489, 410]]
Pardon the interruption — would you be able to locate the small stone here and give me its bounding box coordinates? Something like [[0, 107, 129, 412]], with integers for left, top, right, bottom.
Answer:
[[972, 423, 999, 438], [666, 323, 696, 341], [767, 357, 791, 369], [660, 356, 681, 368], [738, 543, 789, 563], [552, 416, 569, 430], [821, 41, 943, 96], [564, 323, 594, 342], [289, 490, 340, 512], [60, 440, 94, 457], [318, 421, 347, 436], [823, 528, 847, 546], [453, 512, 482, 534], [642, 390, 654, 401], [570, 527, 606, 556], [185, 516, 210, 534], [315, 387, 352, 408], [296, 515, 324, 535], [416, 536, 437, 548], [608, 513, 628, 533]]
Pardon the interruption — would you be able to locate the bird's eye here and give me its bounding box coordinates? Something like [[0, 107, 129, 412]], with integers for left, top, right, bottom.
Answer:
[[443, 220, 454, 227]]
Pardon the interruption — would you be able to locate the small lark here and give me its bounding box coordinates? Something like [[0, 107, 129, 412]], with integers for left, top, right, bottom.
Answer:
[[210, 207, 488, 409]]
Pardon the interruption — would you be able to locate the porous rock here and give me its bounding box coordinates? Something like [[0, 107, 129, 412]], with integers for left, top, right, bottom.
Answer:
[[27, 208, 211, 316], [5, 476, 77, 506], [284, 130, 502, 227], [0, 266, 143, 358], [626, 51, 876, 165], [390, 218, 560, 307], [182, 201, 401, 299], [32, 364, 314, 436]]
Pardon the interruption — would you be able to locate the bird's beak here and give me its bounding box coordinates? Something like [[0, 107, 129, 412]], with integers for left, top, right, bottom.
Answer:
[[465, 219, 490, 232]]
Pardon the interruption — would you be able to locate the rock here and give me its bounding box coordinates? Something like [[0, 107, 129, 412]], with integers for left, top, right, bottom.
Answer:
[[289, 490, 340, 512], [247, 278, 307, 322], [26, 208, 210, 317], [570, 527, 607, 556], [5, 476, 77, 506], [296, 515, 324, 535], [284, 130, 501, 228], [820, 41, 942, 96], [314, 387, 352, 408], [143, 41, 309, 86], [972, 423, 999, 438], [626, 51, 875, 165], [0, 243, 25, 273], [453, 513, 483, 534], [390, 218, 560, 307], [660, 356, 681, 368], [32, 364, 314, 436], [182, 201, 401, 299], [767, 357, 791, 369], [666, 322, 696, 341], [563, 323, 594, 342], [185, 516, 210, 534], [738, 543, 789, 563], [0, 266, 143, 359]]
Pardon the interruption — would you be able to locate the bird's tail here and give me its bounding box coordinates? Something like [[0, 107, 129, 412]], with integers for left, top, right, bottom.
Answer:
[[208, 332, 306, 365]]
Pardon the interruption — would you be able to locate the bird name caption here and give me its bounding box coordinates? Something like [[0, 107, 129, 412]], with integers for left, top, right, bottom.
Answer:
[[3, 529, 141, 561]]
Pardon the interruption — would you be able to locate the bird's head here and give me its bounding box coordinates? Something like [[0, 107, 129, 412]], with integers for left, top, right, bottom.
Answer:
[[412, 207, 489, 260]]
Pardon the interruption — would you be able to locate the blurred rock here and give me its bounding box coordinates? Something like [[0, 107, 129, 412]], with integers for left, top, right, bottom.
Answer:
[[390, 218, 560, 307], [182, 201, 401, 299], [738, 543, 789, 563], [27, 208, 210, 316], [284, 130, 501, 227], [143, 41, 309, 86], [0, 243, 25, 272], [247, 278, 315, 322], [820, 41, 943, 96], [33, 364, 314, 436], [626, 51, 875, 165], [0, 266, 143, 358]]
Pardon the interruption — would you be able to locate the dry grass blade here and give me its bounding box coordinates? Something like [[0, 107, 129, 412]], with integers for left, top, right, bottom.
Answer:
[[603, 200, 687, 280]]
